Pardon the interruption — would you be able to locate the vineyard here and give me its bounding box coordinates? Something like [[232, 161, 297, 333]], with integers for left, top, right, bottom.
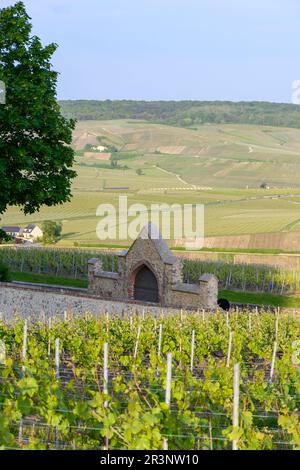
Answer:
[[183, 259, 300, 295], [0, 247, 116, 279], [0, 247, 300, 295], [0, 309, 299, 450]]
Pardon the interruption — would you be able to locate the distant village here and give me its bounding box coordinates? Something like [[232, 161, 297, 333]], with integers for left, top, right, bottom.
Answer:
[[0, 224, 43, 244]]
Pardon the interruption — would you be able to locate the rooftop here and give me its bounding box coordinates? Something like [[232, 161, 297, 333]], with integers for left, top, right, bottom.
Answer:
[[1, 226, 21, 232]]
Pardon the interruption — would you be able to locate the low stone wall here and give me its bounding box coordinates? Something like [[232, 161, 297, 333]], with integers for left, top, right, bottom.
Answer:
[[88, 271, 122, 299], [0, 284, 299, 319], [0, 284, 182, 319]]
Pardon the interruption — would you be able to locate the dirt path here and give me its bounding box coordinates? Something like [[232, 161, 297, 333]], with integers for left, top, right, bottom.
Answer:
[[153, 165, 196, 187]]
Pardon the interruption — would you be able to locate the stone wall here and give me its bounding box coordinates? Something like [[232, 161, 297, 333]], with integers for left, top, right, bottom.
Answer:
[[1, 284, 297, 319], [168, 274, 218, 310], [0, 285, 175, 319]]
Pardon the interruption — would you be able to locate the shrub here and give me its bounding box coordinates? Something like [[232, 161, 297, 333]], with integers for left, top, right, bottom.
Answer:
[[0, 262, 12, 282]]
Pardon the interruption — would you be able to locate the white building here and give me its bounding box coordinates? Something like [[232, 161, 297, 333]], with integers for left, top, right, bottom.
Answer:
[[0, 226, 22, 238], [92, 145, 107, 152], [22, 224, 43, 242]]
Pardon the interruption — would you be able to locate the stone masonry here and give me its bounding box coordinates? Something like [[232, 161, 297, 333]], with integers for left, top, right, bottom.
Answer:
[[88, 223, 218, 310]]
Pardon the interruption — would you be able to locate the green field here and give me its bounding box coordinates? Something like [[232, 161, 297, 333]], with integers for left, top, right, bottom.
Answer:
[[2, 120, 300, 249]]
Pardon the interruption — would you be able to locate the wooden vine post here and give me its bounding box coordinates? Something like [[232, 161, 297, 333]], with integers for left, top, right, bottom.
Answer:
[[232, 363, 240, 451], [103, 342, 109, 449], [164, 353, 172, 450], [190, 330, 195, 373], [55, 338, 60, 379], [270, 341, 277, 382], [134, 325, 141, 360], [19, 319, 28, 445], [226, 331, 233, 368]]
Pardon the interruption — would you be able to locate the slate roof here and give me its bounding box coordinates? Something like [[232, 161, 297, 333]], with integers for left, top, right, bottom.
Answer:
[[23, 224, 37, 233], [94, 271, 119, 279], [1, 226, 21, 233], [172, 283, 199, 294], [199, 273, 217, 282], [134, 222, 177, 265]]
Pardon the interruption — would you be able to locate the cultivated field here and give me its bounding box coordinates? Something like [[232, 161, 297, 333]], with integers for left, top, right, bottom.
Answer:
[[0, 310, 299, 450], [2, 121, 300, 249]]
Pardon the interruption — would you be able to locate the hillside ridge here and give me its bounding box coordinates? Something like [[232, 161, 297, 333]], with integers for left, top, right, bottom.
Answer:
[[59, 100, 300, 129]]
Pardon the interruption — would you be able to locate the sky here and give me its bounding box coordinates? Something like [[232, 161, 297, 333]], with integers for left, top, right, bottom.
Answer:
[[1, 0, 300, 102]]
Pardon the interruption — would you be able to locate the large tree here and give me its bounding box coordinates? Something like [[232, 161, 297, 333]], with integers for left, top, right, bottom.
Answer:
[[41, 220, 62, 244], [0, 2, 76, 215]]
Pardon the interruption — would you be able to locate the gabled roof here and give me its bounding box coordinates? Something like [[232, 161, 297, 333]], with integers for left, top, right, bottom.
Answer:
[[24, 224, 38, 232], [128, 222, 177, 265]]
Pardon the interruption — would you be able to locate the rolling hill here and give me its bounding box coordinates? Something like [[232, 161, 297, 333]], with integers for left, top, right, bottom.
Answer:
[[72, 120, 300, 188], [1, 118, 300, 250], [59, 100, 300, 129]]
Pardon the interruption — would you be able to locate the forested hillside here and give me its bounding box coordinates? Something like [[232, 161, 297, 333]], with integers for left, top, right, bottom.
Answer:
[[59, 100, 300, 128]]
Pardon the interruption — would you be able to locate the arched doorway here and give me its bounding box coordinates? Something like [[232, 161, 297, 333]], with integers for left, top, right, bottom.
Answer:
[[134, 265, 159, 303]]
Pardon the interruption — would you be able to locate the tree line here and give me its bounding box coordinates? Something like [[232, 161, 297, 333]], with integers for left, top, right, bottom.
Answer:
[[59, 100, 300, 129]]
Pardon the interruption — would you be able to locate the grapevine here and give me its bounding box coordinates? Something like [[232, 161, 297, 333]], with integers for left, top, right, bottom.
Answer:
[[0, 309, 299, 450]]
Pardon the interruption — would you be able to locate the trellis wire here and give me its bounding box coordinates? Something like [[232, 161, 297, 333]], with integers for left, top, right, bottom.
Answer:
[[1, 247, 300, 294], [182, 258, 300, 295], [1, 312, 299, 450]]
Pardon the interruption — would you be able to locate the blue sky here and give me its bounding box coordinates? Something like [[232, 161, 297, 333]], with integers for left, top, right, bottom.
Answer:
[[1, 0, 300, 102]]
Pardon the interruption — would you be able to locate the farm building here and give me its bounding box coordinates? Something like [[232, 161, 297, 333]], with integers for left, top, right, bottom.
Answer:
[[22, 224, 43, 242], [0, 226, 22, 238], [88, 223, 218, 309]]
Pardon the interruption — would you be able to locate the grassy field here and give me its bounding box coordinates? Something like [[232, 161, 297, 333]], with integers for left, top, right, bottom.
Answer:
[[219, 289, 300, 308], [11, 272, 88, 288], [2, 120, 300, 249]]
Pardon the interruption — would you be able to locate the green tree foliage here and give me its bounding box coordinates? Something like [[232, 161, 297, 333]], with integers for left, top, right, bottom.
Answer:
[[0, 229, 12, 244], [41, 220, 62, 244], [59, 99, 300, 129], [0, 2, 76, 215], [110, 159, 118, 168], [0, 262, 11, 281]]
